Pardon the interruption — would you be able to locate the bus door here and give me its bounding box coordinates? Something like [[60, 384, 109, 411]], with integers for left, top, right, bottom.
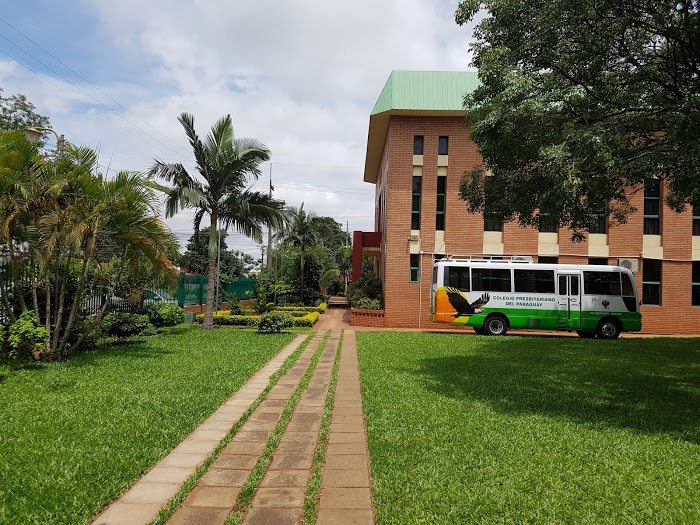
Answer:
[[557, 272, 581, 329]]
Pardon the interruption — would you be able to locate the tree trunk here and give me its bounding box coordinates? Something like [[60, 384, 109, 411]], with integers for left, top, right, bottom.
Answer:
[[300, 247, 305, 305], [30, 256, 40, 322], [52, 251, 73, 353], [57, 237, 93, 357], [0, 267, 16, 323], [8, 240, 27, 313], [202, 215, 218, 330]]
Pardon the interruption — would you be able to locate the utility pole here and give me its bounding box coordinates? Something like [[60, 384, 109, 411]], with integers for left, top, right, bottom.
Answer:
[[266, 163, 273, 270]]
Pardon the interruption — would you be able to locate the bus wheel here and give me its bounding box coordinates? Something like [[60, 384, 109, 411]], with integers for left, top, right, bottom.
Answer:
[[596, 318, 621, 340], [576, 330, 596, 339], [484, 315, 508, 336], [473, 327, 485, 335]]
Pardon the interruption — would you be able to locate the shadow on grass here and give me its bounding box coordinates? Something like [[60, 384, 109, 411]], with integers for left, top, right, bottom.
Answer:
[[416, 336, 700, 444]]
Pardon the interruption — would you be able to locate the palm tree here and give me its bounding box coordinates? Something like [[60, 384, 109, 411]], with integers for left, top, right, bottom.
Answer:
[[320, 244, 352, 294], [149, 113, 285, 329], [278, 203, 328, 305]]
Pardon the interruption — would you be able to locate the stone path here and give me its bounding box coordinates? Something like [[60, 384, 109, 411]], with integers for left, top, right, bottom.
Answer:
[[317, 330, 373, 525], [94, 326, 375, 525], [93, 334, 306, 525]]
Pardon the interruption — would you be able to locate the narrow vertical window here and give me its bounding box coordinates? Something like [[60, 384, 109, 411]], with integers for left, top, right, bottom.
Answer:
[[483, 176, 503, 231], [693, 202, 699, 236], [693, 261, 700, 306], [438, 136, 449, 155], [642, 258, 662, 305], [414, 136, 424, 155], [409, 254, 420, 282], [538, 206, 558, 233], [589, 204, 608, 234], [436, 176, 446, 231], [644, 179, 660, 235], [411, 176, 421, 230]]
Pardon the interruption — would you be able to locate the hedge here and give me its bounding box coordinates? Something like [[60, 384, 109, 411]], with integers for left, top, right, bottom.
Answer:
[[273, 303, 327, 313], [195, 310, 320, 327]]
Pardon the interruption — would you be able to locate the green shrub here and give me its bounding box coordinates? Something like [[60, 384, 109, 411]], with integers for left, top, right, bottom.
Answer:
[[275, 304, 326, 313], [251, 301, 276, 315], [140, 323, 158, 337], [258, 312, 294, 334], [195, 312, 259, 326], [355, 297, 383, 310], [101, 313, 150, 342], [143, 304, 185, 327], [8, 311, 49, 366], [347, 274, 382, 303], [292, 311, 320, 327]]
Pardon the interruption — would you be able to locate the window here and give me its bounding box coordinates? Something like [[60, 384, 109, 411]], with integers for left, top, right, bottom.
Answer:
[[447, 266, 470, 292], [693, 262, 700, 306], [483, 176, 503, 231], [514, 269, 556, 293], [438, 136, 449, 155], [472, 268, 511, 292], [588, 257, 608, 265], [409, 254, 420, 282], [538, 206, 558, 233], [584, 271, 622, 295], [642, 259, 662, 305], [644, 179, 661, 235], [414, 136, 424, 155], [693, 203, 699, 236], [436, 176, 446, 231], [589, 205, 608, 234], [538, 256, 559, 264], [411, 176, 422, 230]]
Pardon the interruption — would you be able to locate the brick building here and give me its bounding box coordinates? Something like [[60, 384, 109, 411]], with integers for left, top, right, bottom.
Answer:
[[352, 71, 700, 334]]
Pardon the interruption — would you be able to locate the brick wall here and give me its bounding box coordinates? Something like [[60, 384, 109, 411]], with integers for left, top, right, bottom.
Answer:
[[374, 114, 700, 334]]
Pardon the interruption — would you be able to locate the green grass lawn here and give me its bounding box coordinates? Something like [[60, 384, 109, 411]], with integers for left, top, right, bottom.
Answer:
[[0, 326, 295, 525], [357, 332, 700, 524]]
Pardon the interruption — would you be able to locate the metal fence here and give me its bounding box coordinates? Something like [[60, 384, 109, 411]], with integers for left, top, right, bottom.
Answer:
[[0, 265, 257, 317]]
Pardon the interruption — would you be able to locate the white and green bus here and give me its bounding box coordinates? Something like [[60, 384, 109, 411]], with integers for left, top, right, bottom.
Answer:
[[430, 256, 641, 339]]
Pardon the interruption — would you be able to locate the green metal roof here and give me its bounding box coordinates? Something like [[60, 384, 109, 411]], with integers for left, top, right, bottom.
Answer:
[[364, 71, 481, 183], [371, 70, 480, 115]]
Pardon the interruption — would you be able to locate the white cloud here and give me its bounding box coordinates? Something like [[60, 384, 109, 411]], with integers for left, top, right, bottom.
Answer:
[[1, 0, 476, 252]]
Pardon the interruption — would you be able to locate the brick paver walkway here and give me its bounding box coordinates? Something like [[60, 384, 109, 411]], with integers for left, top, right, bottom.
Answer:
[[317, 331, 374, 525], [93, 334, 307, 525], [94, 325, 375, 525]]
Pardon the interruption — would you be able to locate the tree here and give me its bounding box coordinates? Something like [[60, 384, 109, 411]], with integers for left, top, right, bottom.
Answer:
[[0, 132, 177, 357], [0, 88, 50, 132], [150, 113, 286, 329], [455, 0, 700, 238], [320, 245, 352, 294], [276, 203, 330, 305]]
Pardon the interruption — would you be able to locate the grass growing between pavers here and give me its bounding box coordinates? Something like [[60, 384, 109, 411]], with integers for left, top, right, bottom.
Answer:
[[149, 333, 312, 525], [0, 325, 295, 525], [230, 331, 331, 521], [357, 332, 700, 525], [304, 331, 343, 525]]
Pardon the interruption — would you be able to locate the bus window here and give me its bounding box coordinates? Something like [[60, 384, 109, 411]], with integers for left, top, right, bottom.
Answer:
[[447, 267, 470, 292], [558, 275, 567, 295], [472, 268, 511, 292], [584, 271, 622, 295], [621, 272, 634, 296], [514, 269, 555, 293], [432, 266, 438, 285]]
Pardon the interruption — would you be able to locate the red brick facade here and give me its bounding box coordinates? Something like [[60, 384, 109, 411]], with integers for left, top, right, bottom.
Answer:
[[368, 115, 700, 334]]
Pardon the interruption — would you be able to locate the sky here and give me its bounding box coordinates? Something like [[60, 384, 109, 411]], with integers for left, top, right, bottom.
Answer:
[[0, 0, 478, 258]]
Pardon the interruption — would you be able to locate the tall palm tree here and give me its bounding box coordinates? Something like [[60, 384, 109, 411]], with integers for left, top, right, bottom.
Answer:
[[150, 113, 285, 329], [278, 203, 328, 305]]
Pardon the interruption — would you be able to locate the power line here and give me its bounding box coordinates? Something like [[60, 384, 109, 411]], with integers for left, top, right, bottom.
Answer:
[[0, 28, 186, 161]]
